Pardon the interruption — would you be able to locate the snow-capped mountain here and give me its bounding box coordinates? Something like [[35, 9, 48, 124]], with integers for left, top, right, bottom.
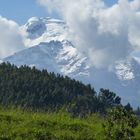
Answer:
[[3, 17, 140, 108], [4, 40, 89, 80]]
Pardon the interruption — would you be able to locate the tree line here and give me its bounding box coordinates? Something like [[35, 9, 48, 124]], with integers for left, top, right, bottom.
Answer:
[[0, 62, 134, 116]]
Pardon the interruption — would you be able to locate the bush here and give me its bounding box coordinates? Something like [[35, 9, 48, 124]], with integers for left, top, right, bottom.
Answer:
[[103, 106, 138, 140]]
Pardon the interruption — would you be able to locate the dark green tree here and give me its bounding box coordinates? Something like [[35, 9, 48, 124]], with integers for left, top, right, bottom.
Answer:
[[98, 89, 121, 113], [135, 107, 140, 117], [124, 103, 133, 112]]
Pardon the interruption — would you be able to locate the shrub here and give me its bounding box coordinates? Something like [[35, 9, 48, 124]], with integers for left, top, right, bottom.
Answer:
[[103, 106, 138, 140]]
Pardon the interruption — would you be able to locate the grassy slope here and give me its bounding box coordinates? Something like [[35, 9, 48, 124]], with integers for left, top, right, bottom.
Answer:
[[0, 108, 139, 140], [135, 124, 140, 139]]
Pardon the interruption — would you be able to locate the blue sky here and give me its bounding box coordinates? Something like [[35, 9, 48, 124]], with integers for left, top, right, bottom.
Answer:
[[0, 0, 119, 24], [0, 0, 53, 24], [104, 0, 118, 6]]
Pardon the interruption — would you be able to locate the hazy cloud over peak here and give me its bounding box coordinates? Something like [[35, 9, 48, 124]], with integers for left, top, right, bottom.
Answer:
[[0, 16, 25, 58], [38, 0, 140, 69]]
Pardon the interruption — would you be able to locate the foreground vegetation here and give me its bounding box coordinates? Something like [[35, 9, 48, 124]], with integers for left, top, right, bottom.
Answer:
[[0, 107, 103, 140], [0, 107, 139, 140]]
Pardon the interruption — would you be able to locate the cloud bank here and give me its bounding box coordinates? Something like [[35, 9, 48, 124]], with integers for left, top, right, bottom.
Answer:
[[38, 0, 140, 69], [0, 16, 25, 58]]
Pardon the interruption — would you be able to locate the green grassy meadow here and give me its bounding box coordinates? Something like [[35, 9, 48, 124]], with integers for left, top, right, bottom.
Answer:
[[0, 107, 139, 140]]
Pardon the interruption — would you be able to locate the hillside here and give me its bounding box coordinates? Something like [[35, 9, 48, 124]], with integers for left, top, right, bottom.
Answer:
[[0, 62, 122, 116], [0, 107, 139, 140]]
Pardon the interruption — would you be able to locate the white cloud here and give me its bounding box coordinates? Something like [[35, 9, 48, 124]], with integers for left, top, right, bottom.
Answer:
[[0, 16, 25, 58], [38, 0, 140, 69]]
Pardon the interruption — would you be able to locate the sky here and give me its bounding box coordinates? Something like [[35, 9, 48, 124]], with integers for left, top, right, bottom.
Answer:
[[0, 0, 118, 24], [0, 0, 54, 24]]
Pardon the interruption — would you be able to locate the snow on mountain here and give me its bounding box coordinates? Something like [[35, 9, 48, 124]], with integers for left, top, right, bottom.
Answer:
[[24, 17, 69, 47], [25, 17, 47, 40], [3, 17, 140, 108], [115, 59, 135, 81], [4, 40, 89, 80]]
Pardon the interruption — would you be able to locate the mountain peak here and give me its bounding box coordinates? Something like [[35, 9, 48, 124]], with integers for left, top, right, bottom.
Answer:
[[23, 17, 68, 47], [25, 17, 47, 40]]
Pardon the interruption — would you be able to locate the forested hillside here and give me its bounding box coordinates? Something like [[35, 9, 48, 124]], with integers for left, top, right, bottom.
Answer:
[[0, 63, 139, 139], [0, 62, 121, 116]]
